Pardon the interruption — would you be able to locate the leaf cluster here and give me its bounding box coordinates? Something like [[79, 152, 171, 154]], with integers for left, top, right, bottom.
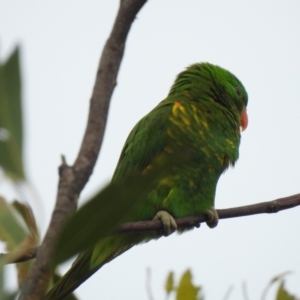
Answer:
[[163, 270, 299, 300], [165, 270, 203, 300]]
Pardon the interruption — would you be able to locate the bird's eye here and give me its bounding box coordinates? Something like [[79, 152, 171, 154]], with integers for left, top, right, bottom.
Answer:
[[235, 87, 242, 97]]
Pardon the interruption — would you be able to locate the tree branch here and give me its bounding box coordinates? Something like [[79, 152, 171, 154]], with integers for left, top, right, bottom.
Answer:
[[117, 192, 300, 232], [18, 1, 147, 299], [4, 193, 300, 265], [1, 247, 38, 264]]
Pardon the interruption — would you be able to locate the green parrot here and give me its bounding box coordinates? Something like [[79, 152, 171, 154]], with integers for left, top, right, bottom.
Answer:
[[45, 62, 248, 299]]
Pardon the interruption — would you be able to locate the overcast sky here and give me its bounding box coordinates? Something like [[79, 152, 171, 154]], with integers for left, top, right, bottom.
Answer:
[[1, 1, 300, 299]]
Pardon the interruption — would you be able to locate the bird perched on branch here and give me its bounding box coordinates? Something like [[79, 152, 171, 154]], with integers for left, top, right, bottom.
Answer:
[[45, 62, 248, 299]]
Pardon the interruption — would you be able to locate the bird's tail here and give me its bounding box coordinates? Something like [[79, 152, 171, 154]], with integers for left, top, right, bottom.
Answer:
[[44, 235, 136, 300]]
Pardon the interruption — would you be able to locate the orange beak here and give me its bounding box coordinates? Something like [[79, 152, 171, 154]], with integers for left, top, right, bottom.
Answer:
[[240, 108, 248, 131]]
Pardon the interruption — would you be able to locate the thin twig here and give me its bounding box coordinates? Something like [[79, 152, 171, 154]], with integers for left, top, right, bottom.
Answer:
[[3, 193, 300, 265], [0, 247, 38, 264], [18, 1, 147, 299]]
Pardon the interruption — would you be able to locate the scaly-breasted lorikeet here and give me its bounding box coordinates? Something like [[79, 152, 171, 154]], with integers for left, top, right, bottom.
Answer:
[[45, 62, 248, 299]]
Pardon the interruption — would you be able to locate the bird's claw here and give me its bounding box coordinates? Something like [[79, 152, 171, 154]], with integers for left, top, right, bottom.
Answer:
[[205, 207, 219, 228], [153, 210, 177, 236]]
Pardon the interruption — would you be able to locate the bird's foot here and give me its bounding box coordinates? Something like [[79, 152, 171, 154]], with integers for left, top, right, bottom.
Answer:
[[205, 207, 219, 228], [153, 210, 177, 236]]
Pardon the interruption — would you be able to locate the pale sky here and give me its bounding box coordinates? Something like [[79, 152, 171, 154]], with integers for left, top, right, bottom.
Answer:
[[1, 1, 300, 299]]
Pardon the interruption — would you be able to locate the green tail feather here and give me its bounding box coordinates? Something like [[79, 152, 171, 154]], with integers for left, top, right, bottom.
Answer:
[[45, 235, 137, 300], [46, 223, 171, 299]]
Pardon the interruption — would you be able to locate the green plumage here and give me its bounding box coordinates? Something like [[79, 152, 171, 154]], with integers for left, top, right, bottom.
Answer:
[[45, 63, 248, 299]]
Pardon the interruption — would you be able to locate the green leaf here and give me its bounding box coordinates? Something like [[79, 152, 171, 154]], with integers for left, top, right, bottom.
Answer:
[[12, 201, 39, 242], [276, 281, 297, 300], [0, 201, 39, 286], [0, 196, 27, 252], [54, 154, 184, 265], [176, 270, 202, 300], [0, 47, 25, 180], [165, 271, 175, 295]]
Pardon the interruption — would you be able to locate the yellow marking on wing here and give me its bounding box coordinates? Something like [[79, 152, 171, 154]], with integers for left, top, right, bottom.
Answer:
[[191, 104, 198, 112], [215, 154, 224, 165], [172, 101, 182, 117], [202, 120, 209, 129], [179, 105, 188, 115], [226, 138, 235, 148], [167, 129, 176, 139], [162, 189, 174, 206], [181, 115, 191, 126], [191, 104, 209, 128], [194, 114, 201, 125], [164, 147, 173, 154], [159, 177, 173, 186]]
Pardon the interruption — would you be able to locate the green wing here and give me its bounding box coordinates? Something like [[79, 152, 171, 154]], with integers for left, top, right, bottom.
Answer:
[[113, 101, 172, 180]]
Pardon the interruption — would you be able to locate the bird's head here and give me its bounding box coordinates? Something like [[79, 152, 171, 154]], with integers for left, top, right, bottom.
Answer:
[[169, 62, 248, 131]]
